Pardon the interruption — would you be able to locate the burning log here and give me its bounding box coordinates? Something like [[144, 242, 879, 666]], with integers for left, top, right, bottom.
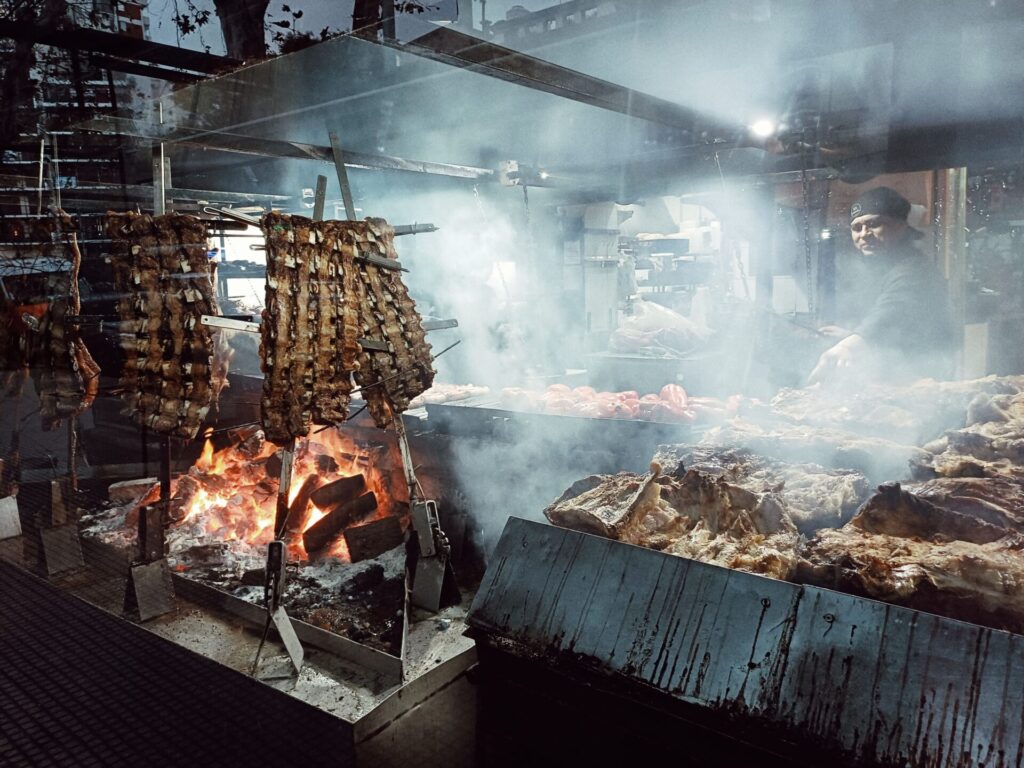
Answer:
[[302, 492, 377, 554], [285, 475, 320, 534], [309, 474, 366, 511], [344, 516, 404, 563], [168, 474, 203, 523]]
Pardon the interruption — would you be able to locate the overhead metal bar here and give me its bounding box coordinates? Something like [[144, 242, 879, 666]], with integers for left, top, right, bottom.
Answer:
[[385, 26, 720, 133], [74, 118, 497, 182], [0, 22, 237, 74], [89, 55, 203, 84]]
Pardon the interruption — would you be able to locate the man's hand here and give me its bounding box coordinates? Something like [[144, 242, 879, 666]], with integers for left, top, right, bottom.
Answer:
[[818, 325, 853, 339], [808, 333, 867, 385]]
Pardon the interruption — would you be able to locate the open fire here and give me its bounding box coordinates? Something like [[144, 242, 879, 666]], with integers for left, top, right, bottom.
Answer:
[[154, 426, 405, 570]]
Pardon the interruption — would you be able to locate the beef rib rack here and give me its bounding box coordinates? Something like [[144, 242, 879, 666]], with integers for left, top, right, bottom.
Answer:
[[105, 212, 228, 439], [259, 214, 433, 442]]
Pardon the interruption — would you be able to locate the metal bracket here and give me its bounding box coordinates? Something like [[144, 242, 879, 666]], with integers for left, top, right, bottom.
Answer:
[[125, 559, 176, 622], [421, 318, 459, 331], [356, 251, 407, 272], [394, 418, 460, 613], [0, 495, 21, 540], [263, 538, 304, 674], [410, 499, 460, 613], [201, 315, 260, 333], [39, 524, 84, 576], [329, 130, 357, 220], [202, 206, 260, 226], [311, 174, 327, 222]]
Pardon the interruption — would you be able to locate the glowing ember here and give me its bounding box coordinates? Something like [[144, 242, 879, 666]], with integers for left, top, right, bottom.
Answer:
[[166, 427, 399, 566]]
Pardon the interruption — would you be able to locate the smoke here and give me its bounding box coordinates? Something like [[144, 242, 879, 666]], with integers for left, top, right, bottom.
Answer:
[[140, 1, 1012, 558]]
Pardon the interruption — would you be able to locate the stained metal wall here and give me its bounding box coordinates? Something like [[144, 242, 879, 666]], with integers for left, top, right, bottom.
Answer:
[[468, 518, 1024, 767]]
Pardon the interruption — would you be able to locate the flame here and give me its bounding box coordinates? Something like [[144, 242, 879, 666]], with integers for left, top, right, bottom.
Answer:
[[167, 428, 398, 565]]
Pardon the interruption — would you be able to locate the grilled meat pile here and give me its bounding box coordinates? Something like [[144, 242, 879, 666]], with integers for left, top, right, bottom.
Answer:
[[105, 212, 230, 439], [259, 214, 433, 442], [915, 387, 1024, 478], [550, 372, 1024, 633], [769, 376, 1024, 444], [546, 459, 802, 581], [799, 478, 1024, 633], [654, 446, 869, 533], [700, 418, 928, 484]]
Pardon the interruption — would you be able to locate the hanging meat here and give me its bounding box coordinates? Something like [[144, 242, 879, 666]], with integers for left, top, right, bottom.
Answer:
[[105, 212, 229, 439], [350, 218, 433, 428], [4, 212, 100, 429], [258, 213, 433, 442]]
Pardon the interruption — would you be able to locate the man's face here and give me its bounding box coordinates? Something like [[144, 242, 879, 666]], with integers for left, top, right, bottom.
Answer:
[[850, 214, 908, 256]]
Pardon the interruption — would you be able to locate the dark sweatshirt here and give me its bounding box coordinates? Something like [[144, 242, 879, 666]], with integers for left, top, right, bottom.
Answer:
[[836, 241, 956, 381]]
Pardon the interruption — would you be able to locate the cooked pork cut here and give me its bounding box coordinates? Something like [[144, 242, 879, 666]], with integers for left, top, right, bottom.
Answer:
[[851, 482, 1011, 544], [853, 475, 1024, 540], [701, 419, 927, 483], [770, 376, 1024, 443], [655, 445, 869, 533], [799, 527, 1024, 634], [545, 472, 663, 541], [546, 463, 801, 581], [914, 390, 1024, 478]]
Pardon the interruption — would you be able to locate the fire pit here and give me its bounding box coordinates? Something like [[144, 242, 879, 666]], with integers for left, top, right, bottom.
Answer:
[[81, 426, 412, 655]]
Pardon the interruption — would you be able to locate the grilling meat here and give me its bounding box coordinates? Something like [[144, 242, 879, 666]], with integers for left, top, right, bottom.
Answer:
[[259, 214, 434, 441], [545, 472, 664, 541], [15, 213, 100, 428], [852, 474, 1024, 541], [546, 463, 801, 580], [915, 389, 1024, 478], [261, 212, 315, 442], [770, 376, 1024, 444], [701, 418, 927, 483], [655, 445, 869, 534], [798, 473, 1024, 632], [350, 218, 433, 428], [799, 527, 1024, 634], [105, 212, 223, 439]]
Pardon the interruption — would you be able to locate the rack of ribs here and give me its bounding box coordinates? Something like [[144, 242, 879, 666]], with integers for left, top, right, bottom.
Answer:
[[105, 212, 224, 439], [258, 214, 434, 442]]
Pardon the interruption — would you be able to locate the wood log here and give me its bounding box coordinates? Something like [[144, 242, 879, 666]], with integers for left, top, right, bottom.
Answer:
[[302, 492, 377, 553], [286, 475, 320, 533], [344, 516, 404, 563], [309, 473, 365, 510]]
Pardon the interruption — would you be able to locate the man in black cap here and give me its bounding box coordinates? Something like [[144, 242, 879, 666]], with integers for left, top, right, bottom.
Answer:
[[808, 186, 955, 384]]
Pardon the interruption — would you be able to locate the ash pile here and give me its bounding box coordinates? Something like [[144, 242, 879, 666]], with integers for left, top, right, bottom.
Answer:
[[546, 374, 1024, 633]]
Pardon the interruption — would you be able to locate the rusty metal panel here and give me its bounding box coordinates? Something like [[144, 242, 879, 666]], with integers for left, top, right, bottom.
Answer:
[[469, 518, 1024, 767]]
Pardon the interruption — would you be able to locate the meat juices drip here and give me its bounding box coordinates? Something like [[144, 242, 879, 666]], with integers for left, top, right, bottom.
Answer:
[[258, 214, 434, 441], [105, 212, 223, 439], [12, 213, 100, 429]]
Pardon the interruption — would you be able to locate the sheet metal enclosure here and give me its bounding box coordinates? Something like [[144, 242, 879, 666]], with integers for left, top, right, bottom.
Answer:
[[468, 518, 1024, 767]]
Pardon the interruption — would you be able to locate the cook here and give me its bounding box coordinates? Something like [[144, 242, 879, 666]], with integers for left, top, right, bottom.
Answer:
[[808, 186, 955, 385]]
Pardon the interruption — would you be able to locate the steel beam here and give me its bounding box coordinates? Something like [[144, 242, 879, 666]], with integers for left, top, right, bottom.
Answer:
[[388, 26, 718, 132]]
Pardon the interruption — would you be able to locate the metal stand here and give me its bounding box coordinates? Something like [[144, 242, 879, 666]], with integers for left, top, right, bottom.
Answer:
[[250, 171, 332, 677], [124, 435, 175, 622], [395, 417, 460, 613]]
